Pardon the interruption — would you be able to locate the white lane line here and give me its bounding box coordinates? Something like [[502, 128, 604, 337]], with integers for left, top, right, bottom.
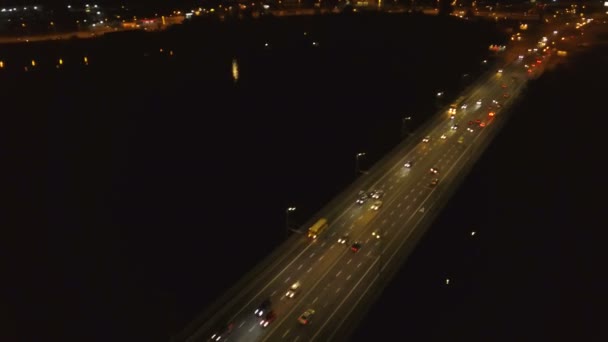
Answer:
[[297, 264, 303, 270], [346, 274, 352, 280], [382, 219, 387, 224], [397, 203, 401, 207], [309, 253, 315, 258], [357, 262, 362, 268], [321, 242, 326, 247], [271, 290, 277, 297], [419, 190, 423, 195], [336, 270, 342, 277], [399, 213, 403, 217], [282, 329, 290, 338], [319, 255, 325, 261], [285, 277, 290, 283], [294, 336, 300, 342], [390, 211, 394, 216], [366, 251, 372, 257], [239, 321, 246, 328], [350, 214, 355, 218], [406, 205, 410, 210], [313, 297, 319, 304], [307, 267, 312, 273], [365, 238, 370, 243], [347, 258, 352, 265], [249, 323, 257, 332], [336, 288, 341, 294], [389, 185, 394, 190]]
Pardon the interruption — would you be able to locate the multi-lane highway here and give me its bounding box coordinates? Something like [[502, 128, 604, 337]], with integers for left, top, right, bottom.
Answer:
[[174, 12, 595, 342]]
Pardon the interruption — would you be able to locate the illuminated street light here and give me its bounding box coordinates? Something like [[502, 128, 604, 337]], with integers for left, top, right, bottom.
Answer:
[[402, 116, 412, 138], [355, 152, 366, 176], [286, 207, 296, 238]]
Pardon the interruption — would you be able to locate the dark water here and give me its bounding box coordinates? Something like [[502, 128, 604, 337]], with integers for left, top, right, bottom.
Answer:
[[11, 13, 598, 342]]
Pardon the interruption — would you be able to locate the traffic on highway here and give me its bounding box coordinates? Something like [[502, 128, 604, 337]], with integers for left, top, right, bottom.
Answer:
[[177, 11, 593, 342]]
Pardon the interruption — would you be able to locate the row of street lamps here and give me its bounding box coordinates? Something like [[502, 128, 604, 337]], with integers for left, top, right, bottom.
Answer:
[[287, 115, 414, 238]]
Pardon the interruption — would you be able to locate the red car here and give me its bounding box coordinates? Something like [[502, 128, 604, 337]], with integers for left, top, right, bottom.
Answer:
[[260, 311, 277, 328]]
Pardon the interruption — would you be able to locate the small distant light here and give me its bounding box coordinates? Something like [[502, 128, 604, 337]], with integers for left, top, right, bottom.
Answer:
[[471, 231, 476, 236], [445, 278, 450, 285]]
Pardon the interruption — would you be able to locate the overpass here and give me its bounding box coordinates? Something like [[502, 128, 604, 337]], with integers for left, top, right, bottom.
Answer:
[[172, 10, 587, 342]]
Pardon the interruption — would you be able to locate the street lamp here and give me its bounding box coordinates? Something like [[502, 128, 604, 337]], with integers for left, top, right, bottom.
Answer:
[[372, 231, 383, 276], [402, 116, 412, 138], [355, 152, 366, 176], [286, 207, 296, 238]]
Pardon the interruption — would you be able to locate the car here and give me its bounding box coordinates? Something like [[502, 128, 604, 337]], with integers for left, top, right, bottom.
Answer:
[[458, 136, 464, 144], [404, 161, 413, 168], [351, 242, 362, 253], [450, 114, 456, 120], [298, 309, 316, 325], [460, 103, 468, 109], [451, 125, 458, 130], [467, 127, 474, 132], [440, 134, 447, 140], [372, 230, 382, 239], [501, 83, 507, 88], [430, 167, 439, 174], [254, 298, 272, 317], [476, 99, 482, 105], [479, 122, 486, 127], [286, 281, 301, 298], [210, 323, 235, 341], [503, 93, 510, 98], [369, 189, 384, 199], [337, 234, 349, 244], [285, 280, 302, 298], [430, 178, 439, 187], [497, 69, 503, 74], [260, 311, 277, 328], [488, 111, 495, 117], [356, 193, 368, 205], [422, 136, 430, 143], [370, 200, 383, 211]]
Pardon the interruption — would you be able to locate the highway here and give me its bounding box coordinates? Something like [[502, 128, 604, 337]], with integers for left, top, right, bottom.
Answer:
[[174, 11, 597, 342]]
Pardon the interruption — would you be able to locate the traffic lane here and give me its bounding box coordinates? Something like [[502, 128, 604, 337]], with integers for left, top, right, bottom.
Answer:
[[305, 180, 450, 340], [231, 163, 431, 341], [227, 185, 387, 328], [199, 235, 319, 342], [229, 238, 352, 342], [218, 34, 536, 342], [310, 124, 490, 341], [263, 146, 461, 340], [258, 77, 498, 341], [259, 158, 430, 340]]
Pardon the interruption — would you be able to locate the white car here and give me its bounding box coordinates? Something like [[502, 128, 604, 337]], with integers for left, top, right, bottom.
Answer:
[[460, 104, 468, 109], [404, 161, 413, 168], [451, 125, 458, 130], [370, 200, 383, 211], [450, 114, 456, 120], [440, 134, 447, 140], [476, 99, 482, 105], [286, 281, 301, 298], [422, 136, 430, 143], [467, 127, 474, 132]]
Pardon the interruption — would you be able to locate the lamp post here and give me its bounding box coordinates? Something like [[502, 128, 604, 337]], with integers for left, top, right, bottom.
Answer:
[[355, 152, 366, 176], [372, 231, 382, 276], [402, 116, 412, 138], [286, 207, 296, 238]]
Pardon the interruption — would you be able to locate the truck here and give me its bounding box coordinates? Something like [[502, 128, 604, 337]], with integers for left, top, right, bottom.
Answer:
[[308, 218, 328, 239]]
